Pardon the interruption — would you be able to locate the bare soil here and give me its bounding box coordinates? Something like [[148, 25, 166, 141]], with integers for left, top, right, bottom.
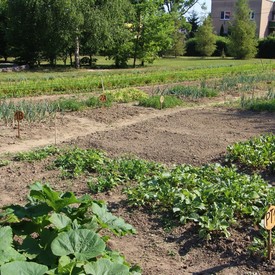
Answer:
[[0, 97, 275, 274]]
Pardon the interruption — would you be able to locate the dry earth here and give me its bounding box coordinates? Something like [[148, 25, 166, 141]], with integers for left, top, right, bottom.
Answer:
[[0, 99, 275, 275]]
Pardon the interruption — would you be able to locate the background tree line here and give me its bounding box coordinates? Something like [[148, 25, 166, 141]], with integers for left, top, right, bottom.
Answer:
[[0, 0, 273, 68], [0, 0, 199, 67]]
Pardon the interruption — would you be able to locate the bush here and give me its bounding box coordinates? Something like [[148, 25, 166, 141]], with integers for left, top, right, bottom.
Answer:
[[185, 38, 200, 56], [185, 36, 230, 57], [257, 35, 275, 59], [213, 37, 230, 57]]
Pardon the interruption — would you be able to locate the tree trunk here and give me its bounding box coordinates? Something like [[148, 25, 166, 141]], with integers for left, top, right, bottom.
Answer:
[[75, 35, 80, 69]]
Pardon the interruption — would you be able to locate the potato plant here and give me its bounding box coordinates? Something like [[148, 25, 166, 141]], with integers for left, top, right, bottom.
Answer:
[[226, 134, 275, 172]]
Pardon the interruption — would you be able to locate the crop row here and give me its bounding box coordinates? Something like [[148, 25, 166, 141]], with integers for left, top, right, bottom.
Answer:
[[0, 63, 274, 98]]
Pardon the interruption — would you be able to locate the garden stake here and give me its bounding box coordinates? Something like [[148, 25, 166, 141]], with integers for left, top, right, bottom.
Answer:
[[55, 112, 57, 145], [264, 205, 275, 261], [160, 96, 164, 110], [14, 111, 24, 138], [268, 229, 272, 261]]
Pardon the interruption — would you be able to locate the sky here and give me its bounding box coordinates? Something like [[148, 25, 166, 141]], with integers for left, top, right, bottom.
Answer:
[[188, 0, 211, 17]]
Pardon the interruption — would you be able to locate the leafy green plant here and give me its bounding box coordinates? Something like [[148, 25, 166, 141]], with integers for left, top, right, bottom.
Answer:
[[125, 163, 275, 239], [54, 147, 164, 193], [0, 159, 10, 167], [240, 90, 275, 112], [138, 95, 182, 109], [226, 134, 275, 173], [163, 85, 218, 99], [0, 182, 139, 274], [14, 146, 61, 162], [106, 88, 148, 103]]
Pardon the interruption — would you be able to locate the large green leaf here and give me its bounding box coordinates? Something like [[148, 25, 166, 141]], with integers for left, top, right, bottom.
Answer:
[[0, 226, 25, 265], [0, 226, 13, 249], [51, 229, 105, 261], [0, 248, 26, 265], [92, 203, 136, 236], [84, 258, 130, 275], [49, 213, 72, 230], [0, 261, 48, 275], [29, 183, 79, 212]]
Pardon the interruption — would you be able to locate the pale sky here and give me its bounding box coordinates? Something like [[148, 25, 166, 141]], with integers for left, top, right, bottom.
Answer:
[[188, 0, 211, 16]]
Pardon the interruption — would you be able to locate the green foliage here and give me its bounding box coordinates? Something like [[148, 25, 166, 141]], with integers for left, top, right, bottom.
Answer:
[[240, 90, 275, 112], [226, 134, 275, 173], [185, 38, 200, 56], [138, 95, 182, 109], [213, 36, 230, 57], [13, 146, 60, 162], [0, 159, 10, 167], [0, 59, 274, 98], [163, 85, 219, 99], [195, 16, 216, 57], [131, 1, 174, 66], [54, 148, 106, 178], [0, 183, 138, 274], [106, 88, 148, 103], [53, 147, 163, 193], [57, 99, 84, 112], [125, 164, 275, 239], [257, 35, 275, 59], [228, 0, 257, 59]]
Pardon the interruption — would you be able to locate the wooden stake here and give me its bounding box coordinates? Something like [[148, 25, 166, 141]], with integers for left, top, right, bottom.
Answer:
[[17, 120, 20, 138], [268, 229, 272, 261], [55, 112, 57, 145], [101, 78, 104, 92]]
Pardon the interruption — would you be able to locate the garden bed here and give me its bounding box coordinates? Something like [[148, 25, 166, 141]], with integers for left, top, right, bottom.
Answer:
[[0, 98, 274, 274]]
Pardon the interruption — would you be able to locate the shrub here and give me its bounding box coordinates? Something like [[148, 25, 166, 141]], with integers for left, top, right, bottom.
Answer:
[[257, 35, 275, 59], [213, 36, 230, 57], [185, 38, 200, 56]]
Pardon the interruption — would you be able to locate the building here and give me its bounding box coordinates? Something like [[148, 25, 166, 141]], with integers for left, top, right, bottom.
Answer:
[[211, 0, 275, 38]]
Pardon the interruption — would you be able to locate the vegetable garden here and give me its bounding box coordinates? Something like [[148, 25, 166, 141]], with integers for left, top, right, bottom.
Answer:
[[0, 58, 275, 274]]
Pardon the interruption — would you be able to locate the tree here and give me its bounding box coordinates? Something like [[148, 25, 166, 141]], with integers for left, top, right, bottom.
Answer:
[[101, 0, 134, 68], [195, 15, 216, 57], [131, 0, 174, 67], [0, 0, 8, 61], [6, 0, 45, 65], [187, 10, 200, 38], [228, 0, 257, 59]]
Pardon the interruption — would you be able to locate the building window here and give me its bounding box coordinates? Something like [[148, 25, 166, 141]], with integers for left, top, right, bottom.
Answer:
[[221, 11, 231, 20], [249, 11, 255, 20]]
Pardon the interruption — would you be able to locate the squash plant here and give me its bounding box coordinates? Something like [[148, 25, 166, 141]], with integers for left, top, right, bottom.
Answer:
[[0, 183, 140, 275]]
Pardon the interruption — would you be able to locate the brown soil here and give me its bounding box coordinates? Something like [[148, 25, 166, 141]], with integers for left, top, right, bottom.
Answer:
[[0, 97, 275, 274]]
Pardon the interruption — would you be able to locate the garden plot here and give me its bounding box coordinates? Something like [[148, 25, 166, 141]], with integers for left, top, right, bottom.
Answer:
[[0, 99, 274, 274]]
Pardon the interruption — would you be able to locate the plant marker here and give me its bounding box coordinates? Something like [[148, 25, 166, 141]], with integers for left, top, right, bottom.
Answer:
[[99, 94, 107, 108], [264, 205, 275, 261], [55, 112, 57, 145], [160, 95, 164, 110], [14, 110, 24, 138]]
